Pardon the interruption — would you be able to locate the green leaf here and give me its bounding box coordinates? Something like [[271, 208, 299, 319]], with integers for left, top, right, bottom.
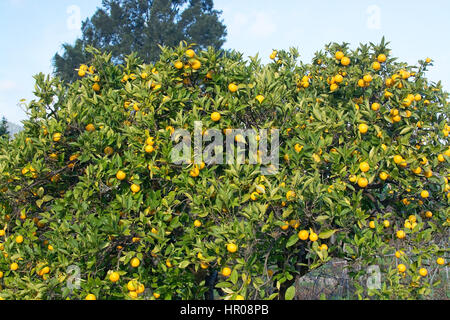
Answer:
[[230, 269, 238, 285], [286, 234, 299, 248], [315, 215, 329, 223], [178, 261, 190, 269], [318, 229, 338, 239], [399, 126, 413, 135], [215, 282, 232, 289], [285, 286, 296, 300]]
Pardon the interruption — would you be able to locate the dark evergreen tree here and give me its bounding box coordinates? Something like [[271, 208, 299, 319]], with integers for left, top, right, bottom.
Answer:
[[0, 117, 9, 138], [53, 0, 227, 82]]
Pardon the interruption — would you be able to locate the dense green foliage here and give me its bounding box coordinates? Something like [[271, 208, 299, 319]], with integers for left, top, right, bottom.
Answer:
[[0, 40, 449, 301]]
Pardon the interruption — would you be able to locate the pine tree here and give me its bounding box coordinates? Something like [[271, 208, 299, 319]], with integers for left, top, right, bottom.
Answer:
[[0, 117, 9, 138], [53, 0, 227, 82]]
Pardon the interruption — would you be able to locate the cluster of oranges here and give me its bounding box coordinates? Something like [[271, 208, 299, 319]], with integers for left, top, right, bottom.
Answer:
[[0, 40, 448, 301], [77, 64, 100, 91]]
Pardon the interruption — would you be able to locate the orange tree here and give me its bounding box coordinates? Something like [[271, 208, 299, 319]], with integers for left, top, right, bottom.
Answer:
[[0, 39, 449, 300]]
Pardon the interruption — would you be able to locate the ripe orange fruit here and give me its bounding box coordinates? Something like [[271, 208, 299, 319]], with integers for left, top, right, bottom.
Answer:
[[294, 144, 304, 153], [437, 258, 445, 265], [256, 95, 265, 104], [359, 162, 370, 172], [358, 123, 368, 134], [392, 115, 401, 123], [191, 59, 201, 70], [334, 74, 344, 83], [425, 211, 433, 218], [369, 221, 376, 229], [335, 51, 344, 60], [15, 235, 24, 244], [109, 272, 120, 283], [85, 294, 96, 300], [116, 170, 126, 181], [211, 112, 221, 122], [341, 56, 350, 66], [372, 61, 381, 71], [222, 267, 232, 277], [174, 61, 183, 69], [379, 172, 389, 181], [227, 243, 238, 253], [86, 124, 96, 132], [349, 175, 357, 183], [393, 155, 404, 164], [250, 191, 259, 201], [397, 264, 406, 273], [228, 83, 238, 93], [363, 74, 373, 83], [420, 190, 429, 198], [357, 79, 366, 88], [377, 54, 387, 63], [357, 177, 368, 188], [298, 230, 309, 241], [330, 83, 338, 91], [397, 230, 406, 239], [92, 83, 101, 92], [401, 70, 410, 79], [419, 268, 428, 277], [130, 257, 140, 268], [127, 280, 137, 291], [194, 220, 202, 227], [136, 284, 145, 294], [270, 50, 278, 60], [52, 133, 62, 142], [145, 145, 155, 153], [129, 291, 138, 299], [412, 167, 422, 175], [371, 103, 380, 111], [131, 184, 141, 193], [309, 232, 318, 242], [383, 220, 390, 228], [186, 49, 196, 58], [395, 250, 404, 258], [190, 164, 201, 177], [286, 190, 296, 201]]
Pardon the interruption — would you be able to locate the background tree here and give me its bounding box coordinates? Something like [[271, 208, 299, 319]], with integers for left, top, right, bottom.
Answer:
[[0, 117, 9, 138], [53, 0, 227, 82]]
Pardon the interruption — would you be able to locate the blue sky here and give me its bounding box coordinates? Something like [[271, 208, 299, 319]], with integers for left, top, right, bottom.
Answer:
[[1, 0, 449, 124]]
